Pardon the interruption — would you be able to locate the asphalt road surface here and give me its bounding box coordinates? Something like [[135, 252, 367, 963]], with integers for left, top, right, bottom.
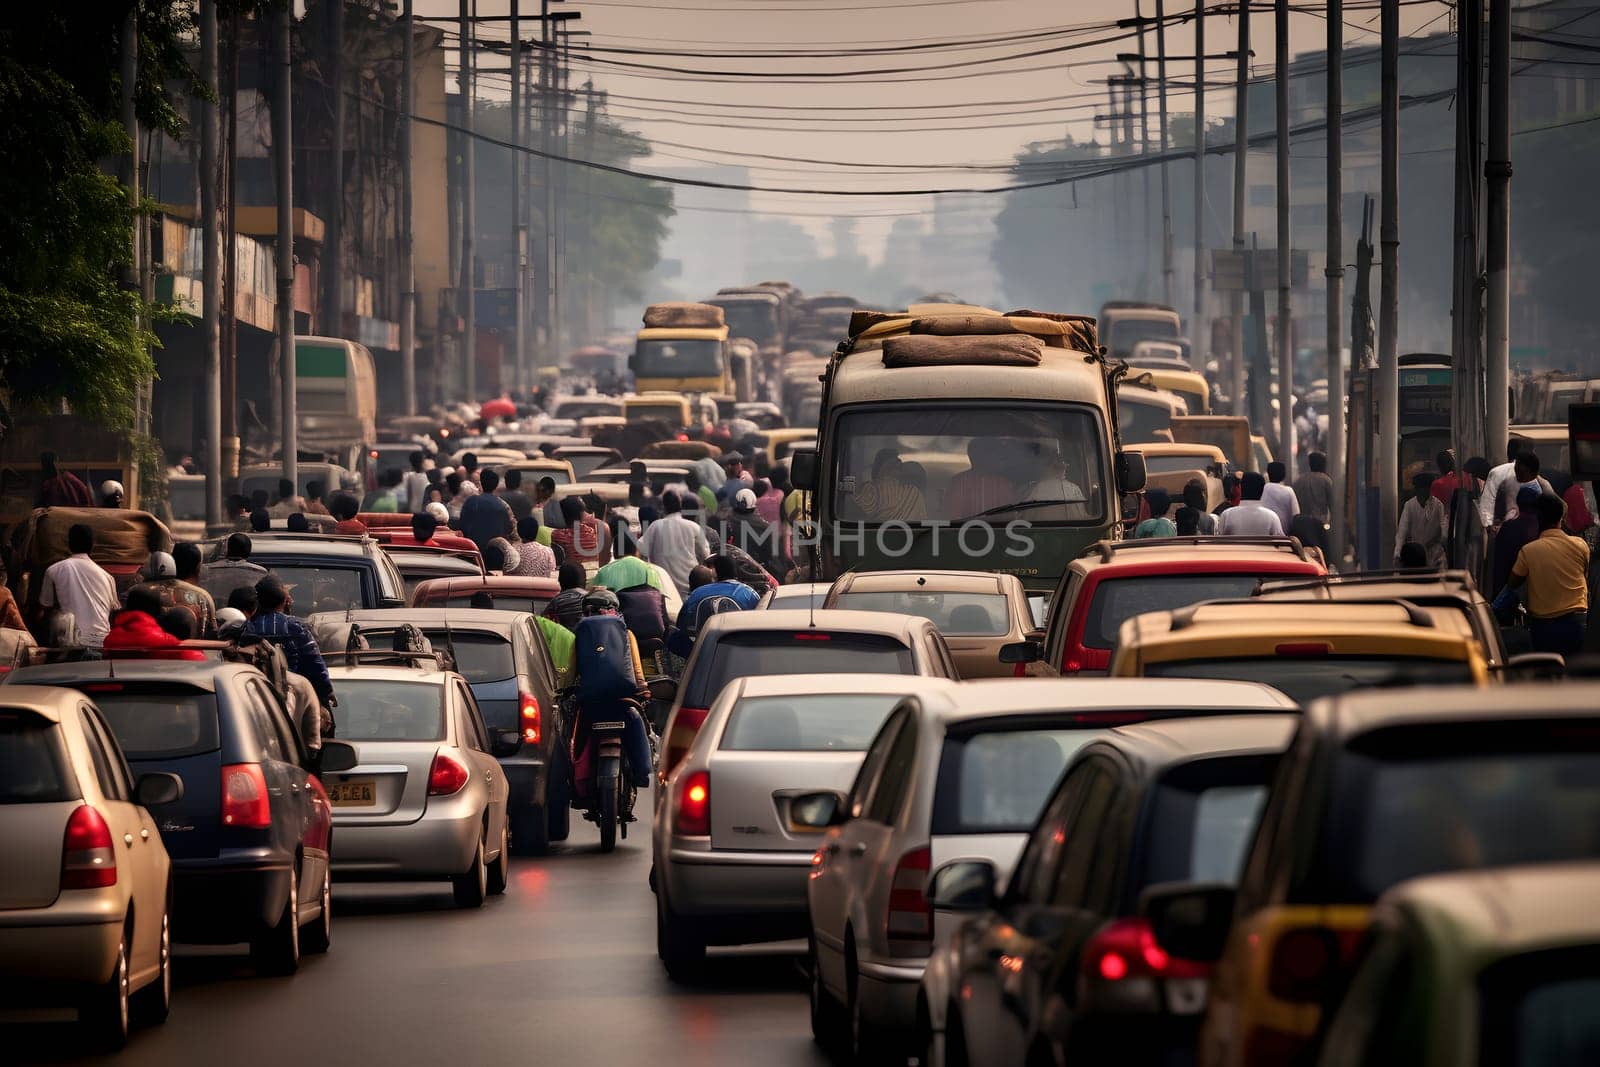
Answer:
[[6, 810, 832, 1067]]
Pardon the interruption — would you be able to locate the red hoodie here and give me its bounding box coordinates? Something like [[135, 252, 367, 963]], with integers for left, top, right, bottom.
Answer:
[[102, 611, 205, 661]]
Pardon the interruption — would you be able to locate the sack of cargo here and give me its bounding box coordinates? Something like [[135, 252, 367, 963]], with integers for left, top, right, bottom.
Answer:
[[574, 614, 637, 705], [642, 302, 725, 329], [881, 333, 1044, 369]]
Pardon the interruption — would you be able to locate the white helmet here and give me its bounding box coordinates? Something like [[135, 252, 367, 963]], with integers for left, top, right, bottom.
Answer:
[[216, 607, 248, 638], [146, 551, 176, 578], [100, 479, 125, 501]]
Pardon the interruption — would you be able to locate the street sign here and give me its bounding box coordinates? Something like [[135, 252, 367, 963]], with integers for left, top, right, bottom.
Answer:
[[1210, 248, 1310, 291]]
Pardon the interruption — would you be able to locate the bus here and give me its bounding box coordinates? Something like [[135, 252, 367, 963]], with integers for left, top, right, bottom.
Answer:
[[295, 336, 377, 459], [1346, 353, 1452, 565]]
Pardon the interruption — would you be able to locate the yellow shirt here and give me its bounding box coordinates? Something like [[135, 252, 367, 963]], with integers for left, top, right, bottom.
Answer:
[[1512, 528, 1591, 618]]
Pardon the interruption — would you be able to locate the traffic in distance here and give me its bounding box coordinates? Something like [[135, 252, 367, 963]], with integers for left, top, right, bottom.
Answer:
[[4, 290, 1599, 1065]]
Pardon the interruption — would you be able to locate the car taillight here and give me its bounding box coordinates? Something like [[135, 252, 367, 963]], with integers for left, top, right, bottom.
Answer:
[[221, 763, 272, 828], [1082, 917, 1209, 983], [886, 846, 932, 953], [519, 692, 541, 745], [428, 753, 469, 796], [1267, 926, 1359, 1002], [662, 706, 709, 778], [674, 770, 711, 836], [61, 805, 117, 890], [1063, 646, 1112, 674]]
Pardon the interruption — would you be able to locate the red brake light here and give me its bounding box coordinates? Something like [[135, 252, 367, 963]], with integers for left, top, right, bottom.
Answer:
[[221, 763, 272, 828], [1266, 926, 1359, 1002], [83, 683, 125, 693], [793, 632, 831, 641], [428, 753, 469, 796], [1081, 917, 1208, 983], [675, 770, 711, 836], [519, 692, 541, 745], [886, 846, 933, 953], [662, 706, 709, 778], [61, 805, 117, 890]]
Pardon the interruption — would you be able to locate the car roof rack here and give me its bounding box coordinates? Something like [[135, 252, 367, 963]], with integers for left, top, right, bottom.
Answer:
[[1087, 536, 1312, 563], [332, 649, 449, 670], [1256, 569, 1479, 597], [1168, 596, 1437, 632]]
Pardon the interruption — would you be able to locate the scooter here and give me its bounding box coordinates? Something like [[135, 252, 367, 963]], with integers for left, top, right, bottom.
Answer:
[[566, 694, 655, 853]]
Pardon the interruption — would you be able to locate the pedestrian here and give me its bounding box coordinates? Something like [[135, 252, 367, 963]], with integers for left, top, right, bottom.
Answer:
[[103, 587, 202, 661], [1394, 472, 1447, 569], [638, 490, 711, 597], [411, 511, 439, 547], [1261, 461, 1300, 534], [458, 452, 480, 490], [1215, 472, 1285, 536], [246, 577, 335, 712], [367, 469, 403, 513], [330, 493, 367, 535], [499, 468, 535, 523], [1174, 506, 1202, 536], [1182, 479, 1217, 534], [1213, 473, 1242, 516], [1550, 471, 1595, 538], [40, 523, 117, 651], [1429, 450, 1466, 510], [425, 500, 451, 527], [507, 516, 557, 578], [727, 487, 778, 570], [1492, 485, 1544, 595], [402, 451, 431, 514], [1508, 492, 1590, 655], [268, 478, 303, 518], [460, 470, 514, 556], [227, 585, 258, 618], [485, 538, 520, 575], [1480, 442, 1554, 532], [303, 480, 331, 517], [1133, 488, 1177, 539], [286, 513, 310, 533], [536, 476, 560, 527], [98, 480, 125, 509], [131, 544, 218, 639], [552, 495, 611, 567], [543, 562, 589, 632], [594, 536, 664, 594], [1293, 451, 1335, 528], [36, 451, 94, 507]]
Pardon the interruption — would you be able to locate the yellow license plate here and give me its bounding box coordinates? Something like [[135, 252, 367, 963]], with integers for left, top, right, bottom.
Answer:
[[328, 780, 376, 806]]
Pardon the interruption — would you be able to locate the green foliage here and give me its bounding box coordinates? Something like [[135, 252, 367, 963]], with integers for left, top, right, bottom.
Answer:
[[566, 120, 676, 307]]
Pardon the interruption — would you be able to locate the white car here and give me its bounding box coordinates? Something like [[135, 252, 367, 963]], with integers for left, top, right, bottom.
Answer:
[[800, 677, 1298, 1063], [653, 674, 959, 980]]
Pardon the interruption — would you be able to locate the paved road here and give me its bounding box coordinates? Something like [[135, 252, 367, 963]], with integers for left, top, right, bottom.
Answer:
[[7, 813, 832, 1067]]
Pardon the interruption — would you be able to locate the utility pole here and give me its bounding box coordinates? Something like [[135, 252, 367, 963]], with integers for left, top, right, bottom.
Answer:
[[400, 0, 417, 414], [200, 0, 223, 527], [1377, 0, 1400, 552], [538, 0, 554, 367], [1155, 0, 1174, 307], [1486, 0, 1511, 460], [459, 0, 476, 403], [223, 13, 239, 477], [323, 0, 345, 338], [1326, 0, 1346, 568], [121, 10, 152, 448], [1136, 0, 1153, 293], [1451, 0, 1485, 493], [510, 0, 527, 395], [1192, 0, 1206, 339], [275, 3, 297, 487], [1230, 2, 1249, 417], [1275, 0, 1294, 480]]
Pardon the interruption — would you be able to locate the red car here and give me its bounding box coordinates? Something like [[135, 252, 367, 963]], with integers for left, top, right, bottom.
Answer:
[[410, 575, 561, 615]]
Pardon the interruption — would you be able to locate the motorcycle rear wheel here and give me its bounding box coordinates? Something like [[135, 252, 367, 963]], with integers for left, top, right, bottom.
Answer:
[[597, 759, 619, 853]]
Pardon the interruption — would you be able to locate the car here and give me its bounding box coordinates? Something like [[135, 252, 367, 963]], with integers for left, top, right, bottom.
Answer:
[[657, 608, 963, 779], [496, 456, 577, 487], [1031, 537, 1325, 677], [0, 686, 184, 1049], [799, 678, 1290, 1061], [319, 656, 518, 907], [934, 713, 1298, 1067], [313, 608, 569, 853], [1108, 598, 1491, 704], [409, 574, 561, 615], [1316, 862, 1600, 1066], [551, 395, 626, 422], [587, 463, 695, 496], [381, 544, 487, 600], [756, 582, 829, 611], [1143, 683, 1600, 1067], [236, 462, 353, 507], [552, 444, 624, 480], [202, 532, 407, 616], [5, 657, 358, 976], [652, 674, 959, 980], [822, 570, 1037, 679]]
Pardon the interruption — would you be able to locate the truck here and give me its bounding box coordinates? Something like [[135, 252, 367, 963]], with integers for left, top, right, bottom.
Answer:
[[295, 336, 377, 461], [631, 303, 732, 397], [1098, 300, 1183, 360]]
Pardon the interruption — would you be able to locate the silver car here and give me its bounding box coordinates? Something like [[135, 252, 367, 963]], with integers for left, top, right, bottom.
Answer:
[[800, 677, 1298, 1062], [653, 674, 961, 980], [320, 662, 518, 908]]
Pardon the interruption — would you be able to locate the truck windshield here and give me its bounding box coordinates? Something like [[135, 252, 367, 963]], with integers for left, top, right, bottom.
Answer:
[[831, 405, 1105, 524], [634, 339, 722, 379], [1109, 317, 1179, 353], [719, 303, 778, 345]]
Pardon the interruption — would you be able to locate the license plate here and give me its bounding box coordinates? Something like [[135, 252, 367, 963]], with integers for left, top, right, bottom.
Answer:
[[328, 779, 377, 806]]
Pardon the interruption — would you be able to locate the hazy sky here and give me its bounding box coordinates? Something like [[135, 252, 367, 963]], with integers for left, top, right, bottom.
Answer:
[[411, 0, 1454, 256]]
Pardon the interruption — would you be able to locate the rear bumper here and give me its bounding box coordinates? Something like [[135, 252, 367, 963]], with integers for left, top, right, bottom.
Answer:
[[857, 957, 926, 1032], [660, 846, 815, 943], [172, 859, 290, 943], [0, 894, 124, 988], [502, 757, 550, 810], [331, 804, 482, 880]]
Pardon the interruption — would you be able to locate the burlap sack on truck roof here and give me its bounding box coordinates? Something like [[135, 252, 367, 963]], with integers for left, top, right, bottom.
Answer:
[[642, 302, 725, 329], [24, 507, 172, 572], [881, 333, 1045, 369]]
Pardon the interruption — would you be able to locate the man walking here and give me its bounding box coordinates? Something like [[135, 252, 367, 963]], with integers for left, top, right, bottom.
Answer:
[[638, 491, 710, 597], [1293, 451, 1335, 528], [1215, 472, 1285, 537], [40, 524, 118, 651], [247, 577, 336, 713], [1508, 492, 1590, 656], [1261, 461, 1300, 534]]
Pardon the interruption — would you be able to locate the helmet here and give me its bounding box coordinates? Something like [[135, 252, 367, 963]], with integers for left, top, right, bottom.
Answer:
[[733, 488, 758, 513], [216, 607, 247, 638], [146, 551, 176, 579], [425, 502, 450, 524], [581, 588, 620, 616], [100, 479, 125, 500]]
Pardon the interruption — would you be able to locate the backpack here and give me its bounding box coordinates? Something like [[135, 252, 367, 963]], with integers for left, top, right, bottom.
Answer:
[[574, 614, 637, 705], [616, 585, 668, 644]]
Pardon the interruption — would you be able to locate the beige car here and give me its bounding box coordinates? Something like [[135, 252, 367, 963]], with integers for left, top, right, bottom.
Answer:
[[822, 570, 1036, 678], [0, 686, 184, 1048]]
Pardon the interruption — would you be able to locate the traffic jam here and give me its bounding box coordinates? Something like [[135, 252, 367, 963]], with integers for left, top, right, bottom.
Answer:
[[3, 292, 1597, 1064]]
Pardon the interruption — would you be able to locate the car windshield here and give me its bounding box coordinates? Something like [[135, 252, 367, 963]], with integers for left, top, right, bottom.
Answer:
[[934, 727, 1104, 834], [634, 339, 722, 379], [1512, 977, 1600, 1064], [1119, 396, 1175, 444], [271, 565, 367, 616], [335, 680, 446, 742], [721, 693, 903, 752], [0, 711, 74, 803], [694, 633, 914, 706], [360, 630, 515, 685], [555, 401, 621, 420], [832, 404, 1106, 524], [92, 691, 221, 760], [1083, 574, 1285, 650], [1109, 318, 1179, 353], [1142, 656, 1473, 705], [719, 303, 779, 345], [628, 403, 686, 425], [831, 591, 1010, 636]]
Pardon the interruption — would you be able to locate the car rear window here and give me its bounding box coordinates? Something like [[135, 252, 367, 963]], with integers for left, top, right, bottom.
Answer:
[[1142, 657, 1474, 705], [1323, 721, 1600, 901], [0, 710, 75, 803], [360, 630, 515, 685], [1082, 573, 1283, 649], [831, 591, 1010, 636], [933, 727, 1103, 834], [90, 691, 221, 760], [270, 565, 368, 616], [1136, 756, 1278, 891], [694, 633, 913, 706], [335, 680, 447, 741], [720, 694, 903, 752], [1511, 977, 1600, 1064]]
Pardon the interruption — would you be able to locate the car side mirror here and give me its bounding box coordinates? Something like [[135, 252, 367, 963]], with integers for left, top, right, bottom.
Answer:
[[1140, 881, 1237, 962], [927, 859, 997, 912], [134, 771, 184, 808], [999, 639, 1042, 664], [1116, 449, 1148, 494], [788, 790, 847, 831], [318, 739, 360, 774], [790, 447, 819, 491], [1503, 651, 1566, 680], [491, 729, 523, 757]]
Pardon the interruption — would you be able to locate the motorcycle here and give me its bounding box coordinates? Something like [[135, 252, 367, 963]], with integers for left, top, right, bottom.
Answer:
[[564, 690, 661, 853]]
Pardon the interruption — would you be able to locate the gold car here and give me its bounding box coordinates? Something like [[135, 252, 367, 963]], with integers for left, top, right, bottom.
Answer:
[[822, 570, 1037, 678]]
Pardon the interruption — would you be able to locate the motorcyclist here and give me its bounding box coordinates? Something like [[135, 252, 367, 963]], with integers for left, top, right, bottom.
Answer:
[[570, 589, 654, 788]]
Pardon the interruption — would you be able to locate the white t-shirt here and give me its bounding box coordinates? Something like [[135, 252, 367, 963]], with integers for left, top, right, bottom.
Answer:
[[40, 554, 118, 649], [1215, 502, 1285, 538], [1260, 482, 1300, 534], [639, 513, 711, 596]]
